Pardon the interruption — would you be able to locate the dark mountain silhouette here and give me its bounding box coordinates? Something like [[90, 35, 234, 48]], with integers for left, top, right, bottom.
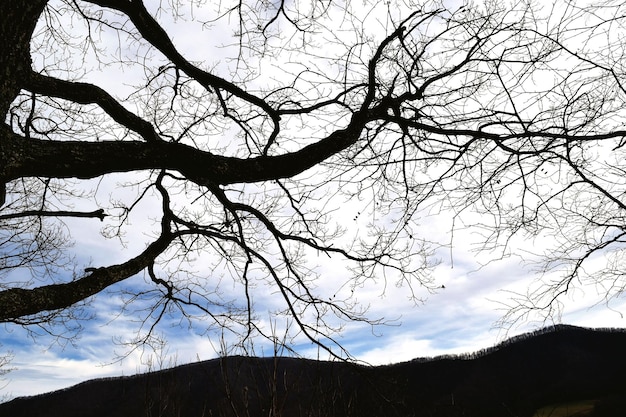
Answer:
[[1, 325, 625, 417]]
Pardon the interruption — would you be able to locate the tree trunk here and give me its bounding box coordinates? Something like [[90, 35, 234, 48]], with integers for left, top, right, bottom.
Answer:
[[0, 0, 47, 116]]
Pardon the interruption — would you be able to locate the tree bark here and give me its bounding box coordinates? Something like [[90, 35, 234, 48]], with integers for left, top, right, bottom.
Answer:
[[0, 232, 173, 322], [0, 0, 47, 115], [0, 114, 366, 186]]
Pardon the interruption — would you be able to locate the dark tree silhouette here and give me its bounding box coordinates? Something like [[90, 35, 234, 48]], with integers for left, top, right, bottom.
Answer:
[[2, 0, 626, 355]]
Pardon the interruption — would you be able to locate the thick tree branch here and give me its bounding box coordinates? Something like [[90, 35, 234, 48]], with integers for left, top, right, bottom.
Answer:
[[0, 231, 174, 321], [85, 0, 281, 153], [0, 111, 367, 185], [25, 71, 161, 143]]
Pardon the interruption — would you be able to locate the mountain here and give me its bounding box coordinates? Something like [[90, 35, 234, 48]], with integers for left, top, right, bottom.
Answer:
[[1, 325, 624, 417]]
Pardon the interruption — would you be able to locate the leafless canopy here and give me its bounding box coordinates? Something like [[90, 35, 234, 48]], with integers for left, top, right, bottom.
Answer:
[[1, 0, 626, 356]]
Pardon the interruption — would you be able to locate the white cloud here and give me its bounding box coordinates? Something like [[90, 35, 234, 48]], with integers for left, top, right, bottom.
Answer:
[[5, 349, 134, 399]]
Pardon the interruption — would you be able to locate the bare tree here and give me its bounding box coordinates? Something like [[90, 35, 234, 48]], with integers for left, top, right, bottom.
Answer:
[[1, 0, 626, 356]]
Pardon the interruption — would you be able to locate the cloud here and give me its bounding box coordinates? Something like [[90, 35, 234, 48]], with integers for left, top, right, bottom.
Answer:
[[5, 348, 134, 399]]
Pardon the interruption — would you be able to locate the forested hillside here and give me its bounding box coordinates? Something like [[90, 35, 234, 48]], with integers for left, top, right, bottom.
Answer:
[[1, 325, 624, 417]]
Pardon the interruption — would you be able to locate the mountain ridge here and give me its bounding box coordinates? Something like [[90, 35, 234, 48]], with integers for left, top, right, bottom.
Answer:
[[1, 324, 624, 417]]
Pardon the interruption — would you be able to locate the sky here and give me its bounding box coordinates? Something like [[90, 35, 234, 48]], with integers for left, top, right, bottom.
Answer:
[[3, 0, 626, 401], [4, 230, 625, 399]]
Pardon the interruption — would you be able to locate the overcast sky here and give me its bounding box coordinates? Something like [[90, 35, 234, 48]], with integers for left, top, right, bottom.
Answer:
[[3, 0, 626, 401]]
